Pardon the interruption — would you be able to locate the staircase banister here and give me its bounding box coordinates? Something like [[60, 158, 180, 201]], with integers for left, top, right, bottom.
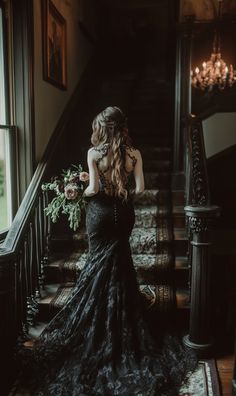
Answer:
[[0, 159, 48, 261]]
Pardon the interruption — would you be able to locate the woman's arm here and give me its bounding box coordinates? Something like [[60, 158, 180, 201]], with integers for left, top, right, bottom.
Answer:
[[133, 149, 145, 194], [83, 148, 99, 197]]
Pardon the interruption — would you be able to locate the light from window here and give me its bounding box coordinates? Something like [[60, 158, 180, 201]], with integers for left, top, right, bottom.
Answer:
[[0, 8, 11, 232]]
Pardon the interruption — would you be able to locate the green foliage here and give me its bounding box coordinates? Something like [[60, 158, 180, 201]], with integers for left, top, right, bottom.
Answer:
[[42, 164, 89, 231]]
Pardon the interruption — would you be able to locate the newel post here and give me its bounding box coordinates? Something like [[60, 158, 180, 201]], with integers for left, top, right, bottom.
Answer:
[[183, 205, 220, 355]]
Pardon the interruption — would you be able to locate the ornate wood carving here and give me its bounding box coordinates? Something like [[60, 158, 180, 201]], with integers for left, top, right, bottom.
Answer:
[[191, 123, 209, 205], [183, 205, 220, 355]]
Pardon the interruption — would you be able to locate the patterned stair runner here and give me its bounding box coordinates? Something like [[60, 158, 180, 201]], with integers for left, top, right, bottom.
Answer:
[[27, 73, 190, 340]]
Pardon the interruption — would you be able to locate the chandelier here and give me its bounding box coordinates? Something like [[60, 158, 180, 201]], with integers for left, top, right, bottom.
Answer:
[[191, 0, 236, 91]]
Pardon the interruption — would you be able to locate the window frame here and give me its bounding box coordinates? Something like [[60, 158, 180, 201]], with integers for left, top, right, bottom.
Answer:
[[0, 2, 16, 238], [0, 0, 35, 240]]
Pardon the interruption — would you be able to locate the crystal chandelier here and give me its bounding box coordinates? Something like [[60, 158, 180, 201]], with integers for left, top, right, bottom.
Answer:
[[191, 0, 236, 91]]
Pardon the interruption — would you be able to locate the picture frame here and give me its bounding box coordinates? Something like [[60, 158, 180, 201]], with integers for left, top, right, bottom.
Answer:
[[41, 0, 67, 90]]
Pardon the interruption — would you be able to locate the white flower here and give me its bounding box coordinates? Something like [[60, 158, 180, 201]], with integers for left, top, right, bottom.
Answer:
[[64, 184, 79, 200], [79, 172, 89, 182]]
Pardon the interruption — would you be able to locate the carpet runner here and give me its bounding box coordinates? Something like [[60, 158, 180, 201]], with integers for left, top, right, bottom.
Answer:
[[8, 360, 222, 396], [179, 360, 222, 396]]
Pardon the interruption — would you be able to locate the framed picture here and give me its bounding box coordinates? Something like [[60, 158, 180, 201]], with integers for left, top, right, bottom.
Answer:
[[42, 0, 67, 90]]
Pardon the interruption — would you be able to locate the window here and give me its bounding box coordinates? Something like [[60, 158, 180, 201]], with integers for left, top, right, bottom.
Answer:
[[0, 0, 35, 237], [0, 5, 17, 234]]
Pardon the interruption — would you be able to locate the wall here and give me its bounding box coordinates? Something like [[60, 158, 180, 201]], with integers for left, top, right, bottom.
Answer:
[[203, 112, 236, 158], [180, 0, 236, 21], [34, 0, 96, 162]]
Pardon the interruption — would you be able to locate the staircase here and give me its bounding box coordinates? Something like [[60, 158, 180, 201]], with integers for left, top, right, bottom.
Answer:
[[24, 70, 191, 342]]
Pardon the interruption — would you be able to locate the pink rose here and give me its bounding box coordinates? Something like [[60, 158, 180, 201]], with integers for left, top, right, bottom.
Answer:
[[64, 184, 79, 200], [79, 172, 89, 182]]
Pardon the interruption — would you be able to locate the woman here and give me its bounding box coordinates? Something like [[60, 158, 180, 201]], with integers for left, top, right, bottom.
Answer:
[[19, 106, 197, 395]]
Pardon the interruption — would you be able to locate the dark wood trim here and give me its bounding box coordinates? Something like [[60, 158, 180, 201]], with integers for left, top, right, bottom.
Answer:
[[12, 0, 35, 200]]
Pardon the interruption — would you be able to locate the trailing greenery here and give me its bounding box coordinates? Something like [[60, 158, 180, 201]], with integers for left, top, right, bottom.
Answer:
[[42, 164, 89, 231]]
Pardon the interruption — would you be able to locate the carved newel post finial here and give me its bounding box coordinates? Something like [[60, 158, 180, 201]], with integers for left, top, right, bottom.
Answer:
[[183, 204, 220, 356]]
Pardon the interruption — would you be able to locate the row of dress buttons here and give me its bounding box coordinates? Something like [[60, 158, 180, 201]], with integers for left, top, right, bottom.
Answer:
[[114, 202, 118, 225]]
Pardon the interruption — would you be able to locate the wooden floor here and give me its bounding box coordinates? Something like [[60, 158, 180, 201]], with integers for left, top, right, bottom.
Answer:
[[216, 354, 234, 396]]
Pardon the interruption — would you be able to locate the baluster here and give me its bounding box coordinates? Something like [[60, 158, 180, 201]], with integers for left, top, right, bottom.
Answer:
[[29, 222, 39, 321], [38, 195, 46, 287], [185, 215, 192, 303], [32, 212, 41, 300], [35, 203, 44, 290], [17, 249, 29, 344], [43, 190, 51, 264], [14, 260, 21, 336], [24, 235, 34, 327]]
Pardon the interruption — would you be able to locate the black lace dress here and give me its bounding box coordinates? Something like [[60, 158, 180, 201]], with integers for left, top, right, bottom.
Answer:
[[18, 144, 197, 396]]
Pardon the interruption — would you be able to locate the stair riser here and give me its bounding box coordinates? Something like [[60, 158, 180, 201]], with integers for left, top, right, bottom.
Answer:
[[133, 190, 159, 206], [51, 239, 88, 254], [50, 239, 75, 253], [136, 271, 172, 285], [129, 121, 172, 130], [172, 215, 186, 228], [38, 304, 61, 322], [174, 269, 189, 286], [131, 130, 172, 140], [171, 191, 185, 206], [44, 255, 189, 285], [141, 147, 172, 160], [137, 268, 189, 287], [45, 266, 77, 284], [174, 239, 188, 256], [134, 137, 172, 147], [143, 160, 172, 172], [145, 173, 171, 189]]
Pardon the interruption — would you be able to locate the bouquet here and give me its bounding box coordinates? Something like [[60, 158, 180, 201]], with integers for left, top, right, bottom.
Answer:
[[42, 164, 89, 231]]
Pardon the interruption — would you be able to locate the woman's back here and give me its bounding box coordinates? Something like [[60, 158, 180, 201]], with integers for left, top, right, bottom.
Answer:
[[85, 143, 144, 198]]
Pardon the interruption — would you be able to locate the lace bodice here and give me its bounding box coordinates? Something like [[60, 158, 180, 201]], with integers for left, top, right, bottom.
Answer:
[[91, 143, 137, 196]]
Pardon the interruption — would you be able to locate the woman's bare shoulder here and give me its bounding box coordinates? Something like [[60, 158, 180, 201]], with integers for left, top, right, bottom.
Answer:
[[124, 144, 141, 157]]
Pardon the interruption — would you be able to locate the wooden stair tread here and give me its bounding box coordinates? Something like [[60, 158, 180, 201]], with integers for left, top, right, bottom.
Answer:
[[172, 205, 185, 214], [174, 228, 187, 240], [176, 288, 190, 309], [175, 256, 188, 269], [38, 282, 185, 315]]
